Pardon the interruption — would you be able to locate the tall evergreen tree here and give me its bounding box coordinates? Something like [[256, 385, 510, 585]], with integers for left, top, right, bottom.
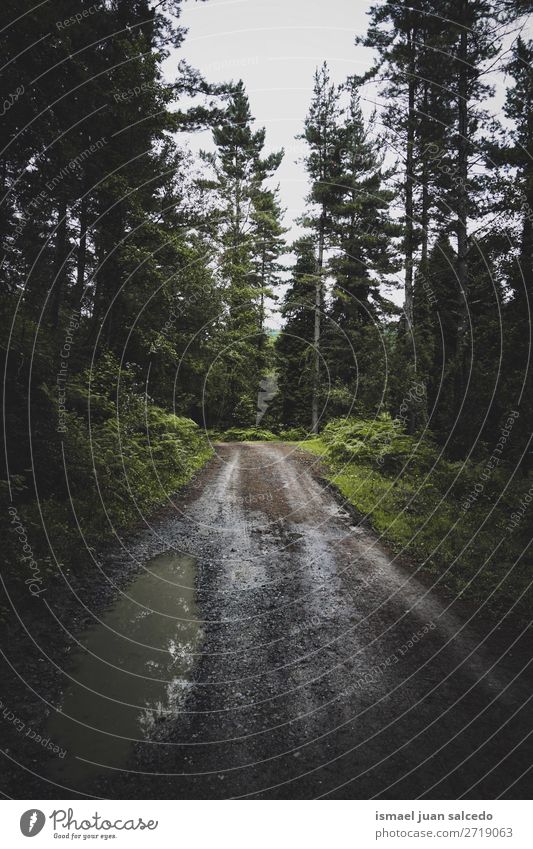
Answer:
[[1, 0, 225, 494], [325, 81, 399, 397], [360, 0, 504, 449], [250, 186, 287, 335], [299, 63, 342, 432], [201, 81, 284, 426], [486, 36, 533, 468], [445, 0, 498, 421], [412, 233, 458, 438], [358, 0, 431, 326], [357, 1, 458, 433], [276, 238, 321, 429]]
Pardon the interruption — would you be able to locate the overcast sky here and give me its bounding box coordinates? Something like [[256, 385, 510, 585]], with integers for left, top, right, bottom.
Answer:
[[166, 1, 530, 325], [164, 0, 379, 322], [173, 0, 375, 215]]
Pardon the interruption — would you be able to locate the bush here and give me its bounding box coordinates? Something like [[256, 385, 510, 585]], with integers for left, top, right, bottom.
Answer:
[[279, 427, 311, 442], [321, 414, 438, 473], [301, 419, 533, 625], [3, 355, 213, 568], [216, 427, 279, 442]]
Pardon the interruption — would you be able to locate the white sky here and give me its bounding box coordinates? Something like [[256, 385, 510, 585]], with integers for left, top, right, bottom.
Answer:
[[165, 0, 530, 325], [165, 0, 377, 324], [171, 0, 374, 227]]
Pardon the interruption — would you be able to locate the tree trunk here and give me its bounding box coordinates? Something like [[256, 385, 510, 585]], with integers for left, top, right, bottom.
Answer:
[[404, 32, 417, 328], [0, 158, 8, 275], [519, 83, 533, 303], [312, 212, 325, 434], [51, 195, 68, 328], [92, 199, 123, 345], [455, 12, 469, 414], [421, 81, 430, 270], [74, 193, 88, 307]]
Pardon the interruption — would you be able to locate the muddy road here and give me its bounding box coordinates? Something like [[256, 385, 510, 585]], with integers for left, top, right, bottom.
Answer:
[[3, 443, 532, 799], [122, 443, 532, 799]]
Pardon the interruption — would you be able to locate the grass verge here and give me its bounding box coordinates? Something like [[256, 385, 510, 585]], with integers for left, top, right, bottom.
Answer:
[[299, 423, 532, 627]]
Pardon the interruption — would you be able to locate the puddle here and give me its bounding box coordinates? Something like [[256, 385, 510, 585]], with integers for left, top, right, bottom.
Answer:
[[46, 550, 202, 788]]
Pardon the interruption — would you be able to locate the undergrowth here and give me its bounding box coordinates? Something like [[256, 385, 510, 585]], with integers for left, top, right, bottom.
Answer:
[[3, 355, 213, 586], [301, 416, 532, 626]]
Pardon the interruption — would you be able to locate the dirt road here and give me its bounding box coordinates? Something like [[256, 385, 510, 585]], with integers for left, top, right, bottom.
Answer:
[[4, 441, 531, 800], [116, 442, 532, 799]]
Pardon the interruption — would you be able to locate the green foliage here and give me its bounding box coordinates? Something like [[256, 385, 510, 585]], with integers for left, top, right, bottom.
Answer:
[[231, 394, 258, 428], [2, 348, 212, 567], [303, 420, 533, 624], [200, 80, 285, 427], [321, 414, 437, 472], [18, 402, 211, 565], [279, 427, 311, 441], [275, 237, 319, 429], [215, 427, 279, 443]]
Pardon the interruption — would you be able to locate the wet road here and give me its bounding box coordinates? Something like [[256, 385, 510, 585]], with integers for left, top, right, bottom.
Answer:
[[120, 442, 532, 799], [3, 442, 531, 799]]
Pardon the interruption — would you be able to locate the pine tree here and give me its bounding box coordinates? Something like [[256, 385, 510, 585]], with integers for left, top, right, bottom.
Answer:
[[250, 186, 287, 335], [445, 0, 498, 417], [359, 0, 431, 326], [299, 63, 342, 432], [202, 80, 283, 426], [276, 238, 321, 429], [325, 81, 399, 398], [487, 37, 533, 469], [500, 37, 533, 305], [357, 1, 461, 436], [413, 233, 458, 440]]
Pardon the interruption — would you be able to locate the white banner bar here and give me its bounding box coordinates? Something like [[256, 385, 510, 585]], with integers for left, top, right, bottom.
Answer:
[[1, 799, 531, 848]]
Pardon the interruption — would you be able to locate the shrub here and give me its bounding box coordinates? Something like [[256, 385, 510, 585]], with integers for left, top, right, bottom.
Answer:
[[301, 418, 533, 625], [279, 427, 311, 442], [321, 414, 438, 473], [217, 427, 279, 442], [4, 370, 213, 567]]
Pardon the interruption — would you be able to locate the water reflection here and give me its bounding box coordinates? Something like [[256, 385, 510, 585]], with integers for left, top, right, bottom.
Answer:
[[46, 551, 201, 787]]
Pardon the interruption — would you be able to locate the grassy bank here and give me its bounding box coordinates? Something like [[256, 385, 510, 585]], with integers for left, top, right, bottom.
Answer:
[[4, 359, 213, 598], [210, 426, 313, 442], [33, 407, 213, 563], [298, 417, 532, 626]]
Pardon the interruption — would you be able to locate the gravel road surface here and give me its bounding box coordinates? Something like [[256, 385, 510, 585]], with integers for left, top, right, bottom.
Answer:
[[119, 442, 533, 799], [2, 442, 531, 799]]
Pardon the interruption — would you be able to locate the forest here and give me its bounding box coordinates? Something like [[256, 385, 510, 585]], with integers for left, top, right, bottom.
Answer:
[[2, 0, 533, 621]]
